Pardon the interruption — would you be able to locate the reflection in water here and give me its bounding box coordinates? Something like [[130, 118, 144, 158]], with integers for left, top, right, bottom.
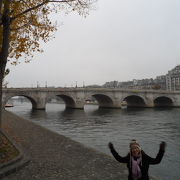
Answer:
[[7, 102, 180, 180], [30, 109, 48, 119], [61, 108, 83, 117]]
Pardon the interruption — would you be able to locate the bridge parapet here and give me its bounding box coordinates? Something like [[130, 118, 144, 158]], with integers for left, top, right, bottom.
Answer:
[[2, 88, 180, 110]]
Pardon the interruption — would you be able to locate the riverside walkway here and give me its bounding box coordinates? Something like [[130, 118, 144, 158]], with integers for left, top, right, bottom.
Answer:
[[2, 111, 128, 180]]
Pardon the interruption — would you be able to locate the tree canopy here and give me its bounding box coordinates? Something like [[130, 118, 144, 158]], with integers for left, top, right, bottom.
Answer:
[[0, 0, 96, 64]]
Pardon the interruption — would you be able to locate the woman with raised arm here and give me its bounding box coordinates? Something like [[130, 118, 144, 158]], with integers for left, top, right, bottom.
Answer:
[[108, 140, 166, 180]]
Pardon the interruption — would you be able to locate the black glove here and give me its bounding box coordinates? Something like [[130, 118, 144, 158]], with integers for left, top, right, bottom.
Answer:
[[108, 142, 114, 150], [160, 141, 166, 151]]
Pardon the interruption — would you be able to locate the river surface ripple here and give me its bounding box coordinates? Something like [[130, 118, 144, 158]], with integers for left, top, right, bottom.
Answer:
[[7, 102, 180, 180]]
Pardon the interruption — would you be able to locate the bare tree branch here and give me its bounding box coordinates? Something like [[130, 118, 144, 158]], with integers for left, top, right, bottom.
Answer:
[[10, 0, 49, 22], [10, 0, 79, 23]]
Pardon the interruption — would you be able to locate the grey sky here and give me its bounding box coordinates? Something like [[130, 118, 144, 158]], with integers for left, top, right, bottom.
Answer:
[[6, 0, 180, 88]]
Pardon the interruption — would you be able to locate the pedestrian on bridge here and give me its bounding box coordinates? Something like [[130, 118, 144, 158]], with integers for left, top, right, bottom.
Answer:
[[108, 140, 166, 180]]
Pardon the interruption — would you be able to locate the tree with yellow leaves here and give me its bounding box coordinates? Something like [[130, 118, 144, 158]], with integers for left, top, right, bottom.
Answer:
[[0, 0, 96, 126]]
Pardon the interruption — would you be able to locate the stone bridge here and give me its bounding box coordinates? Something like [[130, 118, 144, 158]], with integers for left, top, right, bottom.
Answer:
[[2, 88, 180, 110]]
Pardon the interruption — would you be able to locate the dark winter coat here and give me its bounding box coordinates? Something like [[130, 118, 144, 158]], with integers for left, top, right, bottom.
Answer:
[[109, 146, 165, 180]]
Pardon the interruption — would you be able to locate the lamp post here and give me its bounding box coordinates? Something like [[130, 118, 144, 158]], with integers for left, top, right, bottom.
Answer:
[[75, 81, 77, 88]]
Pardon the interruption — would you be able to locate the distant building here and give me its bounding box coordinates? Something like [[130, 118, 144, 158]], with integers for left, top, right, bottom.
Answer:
[[166, 65, 180, 91], [135, 78, 154, 89], [103, 81, 119, 88], [118, 81, 134, 89], [102, 65, 180, 91], [154, 75, 166, 90]]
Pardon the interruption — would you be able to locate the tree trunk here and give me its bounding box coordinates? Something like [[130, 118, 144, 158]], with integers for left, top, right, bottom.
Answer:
[[0, 65, 3, 128], [0, 1, 10, 127], [0, 53, 7, 127], [0, 0, 3, 13]]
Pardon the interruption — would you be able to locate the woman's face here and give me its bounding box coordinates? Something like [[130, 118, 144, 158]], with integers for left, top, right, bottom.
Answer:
[[131, 145, 141, 157]]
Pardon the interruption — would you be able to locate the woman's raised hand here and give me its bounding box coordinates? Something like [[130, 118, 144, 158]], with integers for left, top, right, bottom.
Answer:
[[108, 142, 114, 149], [160, 141, 167, 151]]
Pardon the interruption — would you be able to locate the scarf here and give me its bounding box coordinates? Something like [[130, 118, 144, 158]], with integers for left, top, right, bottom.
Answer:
[[131, 156, 142, 180]]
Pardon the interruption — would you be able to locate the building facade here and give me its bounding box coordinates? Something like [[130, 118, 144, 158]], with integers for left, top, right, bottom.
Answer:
[[166, 65, 180, 91]]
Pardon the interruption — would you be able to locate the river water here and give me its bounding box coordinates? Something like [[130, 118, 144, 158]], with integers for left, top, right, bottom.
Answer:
[[7, 101, 180, 180]]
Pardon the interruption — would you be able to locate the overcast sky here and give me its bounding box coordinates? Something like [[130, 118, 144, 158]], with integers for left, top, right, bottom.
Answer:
[[6, 0, 180, 88]]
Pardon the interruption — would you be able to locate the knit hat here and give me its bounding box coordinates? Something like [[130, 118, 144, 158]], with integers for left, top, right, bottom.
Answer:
[[129, 139, 141, 150]]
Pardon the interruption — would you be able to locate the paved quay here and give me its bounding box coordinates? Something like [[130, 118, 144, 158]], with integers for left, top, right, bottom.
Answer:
[[2, 111, 128, 180]]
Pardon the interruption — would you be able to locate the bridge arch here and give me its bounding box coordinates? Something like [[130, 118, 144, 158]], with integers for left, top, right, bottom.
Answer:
[[56, 94, 76, 108], [154, 96, 173, 107], [92, 94, 113, 108], [122, 95, 146, 107], [4, 95, 37, 109]]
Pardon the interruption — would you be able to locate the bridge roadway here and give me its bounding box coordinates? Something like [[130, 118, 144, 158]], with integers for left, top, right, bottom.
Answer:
[[2, 87, 180, 110]]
